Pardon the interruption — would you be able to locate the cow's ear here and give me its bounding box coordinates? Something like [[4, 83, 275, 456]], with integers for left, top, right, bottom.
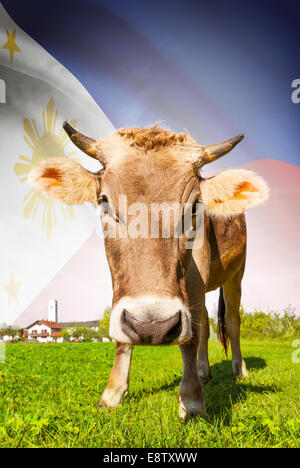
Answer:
[[200, 169, 269, 218], [28, 157, 100, 204]]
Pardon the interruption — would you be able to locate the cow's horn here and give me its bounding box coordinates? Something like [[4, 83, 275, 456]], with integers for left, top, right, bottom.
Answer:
[[199, 133, 244, 167], [63, 121, 107, 166]]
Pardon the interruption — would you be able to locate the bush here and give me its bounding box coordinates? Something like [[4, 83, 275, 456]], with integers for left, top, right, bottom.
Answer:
[[209, 305, 300, 339], [72, 326, 98, 342], [240, 305, 300, 338]]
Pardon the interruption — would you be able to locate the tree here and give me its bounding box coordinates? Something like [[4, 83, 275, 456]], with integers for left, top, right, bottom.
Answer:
[[72, 326, 84, 340], [69, 326, 98, 342], [0, 325, 21, 340], [98, 307, 112, 339], [61, 328, 70, 341], [80, 327, 98, 342]]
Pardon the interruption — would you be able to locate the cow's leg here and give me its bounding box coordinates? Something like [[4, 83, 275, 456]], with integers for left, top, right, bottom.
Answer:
[[179, 331, 206, 420], [197, 305, 212, 383], [98, 343, 133, 408], [223, 272, 248, 378]]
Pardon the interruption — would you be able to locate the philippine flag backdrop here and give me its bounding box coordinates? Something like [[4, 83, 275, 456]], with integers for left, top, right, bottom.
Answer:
[[0, 0, 299, 327]]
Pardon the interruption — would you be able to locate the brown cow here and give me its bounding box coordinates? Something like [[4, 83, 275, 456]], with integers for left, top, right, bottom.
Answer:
[[29, 123, 269, 419]]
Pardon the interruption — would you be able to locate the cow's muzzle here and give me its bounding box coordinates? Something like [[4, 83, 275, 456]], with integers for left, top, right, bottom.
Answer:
[[121, 310, 181, 345], [109, 296, 192, 345]]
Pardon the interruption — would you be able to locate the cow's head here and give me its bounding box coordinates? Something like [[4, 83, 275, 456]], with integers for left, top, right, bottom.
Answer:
[[29, 123, 269, 345]]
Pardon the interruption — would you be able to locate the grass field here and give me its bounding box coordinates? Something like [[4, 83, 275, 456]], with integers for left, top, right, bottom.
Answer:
[[0, 339, 299, 448]]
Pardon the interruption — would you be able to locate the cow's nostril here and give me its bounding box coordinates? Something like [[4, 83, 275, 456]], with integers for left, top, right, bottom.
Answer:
[[121, 309, 141, 344], [121, 309, 182, 345], [163, 311, 182, 343]]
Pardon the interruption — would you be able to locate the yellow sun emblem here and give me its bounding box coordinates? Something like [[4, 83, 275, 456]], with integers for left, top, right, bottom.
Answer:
[[14, 99, 78, 238]]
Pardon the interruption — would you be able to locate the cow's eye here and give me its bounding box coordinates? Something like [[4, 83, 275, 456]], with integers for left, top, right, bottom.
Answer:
[[99, 194, 108, 204], [99, 194, 119, 221], [99, 194, 110, 214]]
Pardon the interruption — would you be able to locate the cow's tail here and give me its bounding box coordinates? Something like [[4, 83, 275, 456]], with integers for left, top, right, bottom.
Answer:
[[217, 287, 229, 358]]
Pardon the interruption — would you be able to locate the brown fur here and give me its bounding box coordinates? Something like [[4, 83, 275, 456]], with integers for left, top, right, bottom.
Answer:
[[117, 123, 197, 151]]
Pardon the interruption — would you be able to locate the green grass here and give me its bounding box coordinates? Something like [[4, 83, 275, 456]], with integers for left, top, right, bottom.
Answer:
[[0, 339, 299, 448]]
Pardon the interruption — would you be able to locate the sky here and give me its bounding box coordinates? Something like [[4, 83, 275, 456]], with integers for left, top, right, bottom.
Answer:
[[0, 0, 299, 324], [2, 0, 300, 169]]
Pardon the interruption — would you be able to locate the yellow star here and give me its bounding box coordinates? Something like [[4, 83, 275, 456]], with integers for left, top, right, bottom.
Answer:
[[3, 274, 21, 305], [3, 28, 21, 63]]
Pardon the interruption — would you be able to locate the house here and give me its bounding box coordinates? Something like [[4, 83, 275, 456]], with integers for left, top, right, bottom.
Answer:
[[24, 320, 63, 343]]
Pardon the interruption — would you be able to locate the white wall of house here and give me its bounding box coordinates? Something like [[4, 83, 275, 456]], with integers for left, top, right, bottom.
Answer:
[[27, 324, 52, 339], [27, 324, 63, 343]]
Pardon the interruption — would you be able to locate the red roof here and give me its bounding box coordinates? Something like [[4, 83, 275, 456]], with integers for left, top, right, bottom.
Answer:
[[38, 320, 63, 329], [26, 320, 63, 330]]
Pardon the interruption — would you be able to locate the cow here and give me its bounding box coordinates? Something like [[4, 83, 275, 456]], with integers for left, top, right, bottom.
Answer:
[[29, 122, 269, 419]]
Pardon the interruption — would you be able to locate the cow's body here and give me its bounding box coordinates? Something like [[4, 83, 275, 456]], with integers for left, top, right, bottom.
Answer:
[[100, 212, 247, 418], [29, 123, 268, 419], [186, 214, 247, 387]]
